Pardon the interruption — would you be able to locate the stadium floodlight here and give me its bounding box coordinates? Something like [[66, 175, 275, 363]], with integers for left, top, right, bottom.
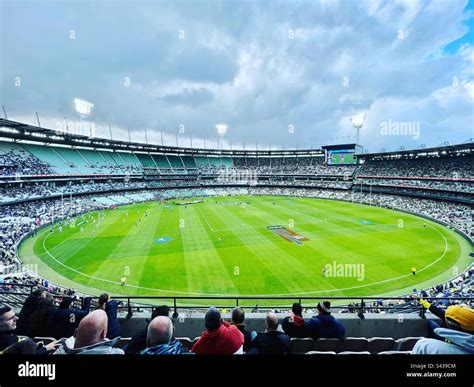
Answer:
[[216, 124, 228, 137], [350, 112, 366, 144], [216, 124, 228, 150], [74, 98, 94, 118]]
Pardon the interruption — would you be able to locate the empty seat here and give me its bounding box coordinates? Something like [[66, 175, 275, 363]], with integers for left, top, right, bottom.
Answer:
[[367, 337, 396, 353], [290, 338, 314, 354], [339, 351, 371, 355], [313, 338, 342, 353], [117, 337, 132, 348], [396, 337, 423, 351], [341, 337, 368, 352], [306, 351, 337, 355]]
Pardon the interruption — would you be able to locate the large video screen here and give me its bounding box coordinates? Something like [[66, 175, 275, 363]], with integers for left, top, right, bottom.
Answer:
[[326, 149, 357, 165]]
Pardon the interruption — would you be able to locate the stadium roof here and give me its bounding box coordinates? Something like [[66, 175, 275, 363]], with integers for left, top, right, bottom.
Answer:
[[0, 118, 323, 157], [1, 118, 471, 159]]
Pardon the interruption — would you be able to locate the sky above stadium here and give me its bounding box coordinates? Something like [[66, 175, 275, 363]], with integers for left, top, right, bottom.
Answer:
[[1, 0, 473, 151]]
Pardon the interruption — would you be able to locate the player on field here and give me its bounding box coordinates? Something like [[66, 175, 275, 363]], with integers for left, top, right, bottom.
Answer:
[[412, 266, 417, 275], [121, 276, 126, 286]]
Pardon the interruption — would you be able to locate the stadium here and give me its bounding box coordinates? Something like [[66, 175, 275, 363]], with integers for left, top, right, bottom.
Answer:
[[0, 0, 473, 383]]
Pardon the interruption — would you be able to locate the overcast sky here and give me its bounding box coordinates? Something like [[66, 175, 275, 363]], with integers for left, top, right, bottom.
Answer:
[[1, 0, 473, 151]]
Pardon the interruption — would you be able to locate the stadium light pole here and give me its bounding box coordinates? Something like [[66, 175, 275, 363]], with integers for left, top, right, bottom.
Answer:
[[74, 98, 94, 136], [35, 112, 41, 127], [216, 124, 228, 150], [350, 112, 366, 145]]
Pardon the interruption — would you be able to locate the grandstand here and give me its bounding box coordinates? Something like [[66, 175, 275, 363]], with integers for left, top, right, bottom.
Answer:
[[0, 117, 472, 360]]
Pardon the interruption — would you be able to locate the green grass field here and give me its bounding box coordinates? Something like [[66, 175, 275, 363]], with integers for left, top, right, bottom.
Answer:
[[19, 196, 471, 302]]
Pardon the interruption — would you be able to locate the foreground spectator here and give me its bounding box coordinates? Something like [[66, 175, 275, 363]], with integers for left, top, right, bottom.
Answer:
[[15, 288, 46, 335], [412, 328, 474, 354], [416, 299, 474, 337], [98, 293, 122, 339], [53, 310, 124, 355], [125, 305, 170, 354], [412, 304, 474, 354], [192, 307, 244, 354], [307, 301, 345, 339], [0, 304, 57, 354], [248, 312, 290, 354], [48, 296, 92, 339], [282, 303, 309, 338], [27, 295, 55, 337], [230, 307, 255, 352], [140, 316, 187, 355], [0, 304, 20, 351]]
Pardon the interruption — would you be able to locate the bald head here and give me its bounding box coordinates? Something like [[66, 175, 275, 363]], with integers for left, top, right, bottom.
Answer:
[[266, 312, 278, 331], [74, 310, 108, 349], [147, 316, 173, 347]]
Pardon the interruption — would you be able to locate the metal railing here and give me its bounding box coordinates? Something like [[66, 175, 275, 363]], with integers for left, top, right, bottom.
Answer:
[[1, 285, 472, 319]]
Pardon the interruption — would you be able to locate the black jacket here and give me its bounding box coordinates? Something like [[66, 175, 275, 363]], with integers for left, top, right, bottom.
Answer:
[[0, 332, 19, 352], [281, 316, 310, 338], [0, 333, 49, 354], [248, 331, 291, 354], [232, 323, 253, 352], [15, 295, 43, 335]]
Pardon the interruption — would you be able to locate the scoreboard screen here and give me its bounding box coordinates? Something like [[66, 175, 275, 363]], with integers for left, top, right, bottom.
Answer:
[[326, 149, 357, 165]]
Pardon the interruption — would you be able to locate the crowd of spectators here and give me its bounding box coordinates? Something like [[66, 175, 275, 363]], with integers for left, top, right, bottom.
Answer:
[[1, 296, 472, 355], [354, 178, 473, 194], [0, 150, 52, 176], [357, 156, 473, 179]]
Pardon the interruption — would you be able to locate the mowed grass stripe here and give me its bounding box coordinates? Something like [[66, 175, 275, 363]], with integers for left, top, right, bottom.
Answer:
[[195, 204, 292, 294], [180, 206, 239, 294], [38, 208, 132, 275], [217, 201, 320, 294], [86, 202, 161, 289]]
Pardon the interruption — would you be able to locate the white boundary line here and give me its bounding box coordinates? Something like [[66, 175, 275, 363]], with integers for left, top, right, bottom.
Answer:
[[40, 206, 451, 296]]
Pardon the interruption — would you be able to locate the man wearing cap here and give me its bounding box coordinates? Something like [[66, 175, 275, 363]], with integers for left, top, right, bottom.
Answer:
[[412, 303, 474, 354], [416, 297, 474, 337], [191, 307, 244, 354], [306, 301, 346, 340]]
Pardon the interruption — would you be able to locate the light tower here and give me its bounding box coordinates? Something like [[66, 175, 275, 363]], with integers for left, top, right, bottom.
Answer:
[[350, 112, 366, 144], [216, 124, 228, 150], [74, 98, 94, 136]]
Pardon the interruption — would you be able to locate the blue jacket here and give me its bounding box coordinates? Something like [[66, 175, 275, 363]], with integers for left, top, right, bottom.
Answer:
[[105, 300, 121, 339], [140, 339, 187, 355], [306, 314, 345, 339], [48, 297, 92, 339]]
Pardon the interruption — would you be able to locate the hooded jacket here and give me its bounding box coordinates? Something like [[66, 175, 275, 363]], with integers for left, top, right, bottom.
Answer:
[[53, 336, 124, 355], [191, 321, 244, 354], [435, 328, 474, 353], [307, 313, 345, 339]]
